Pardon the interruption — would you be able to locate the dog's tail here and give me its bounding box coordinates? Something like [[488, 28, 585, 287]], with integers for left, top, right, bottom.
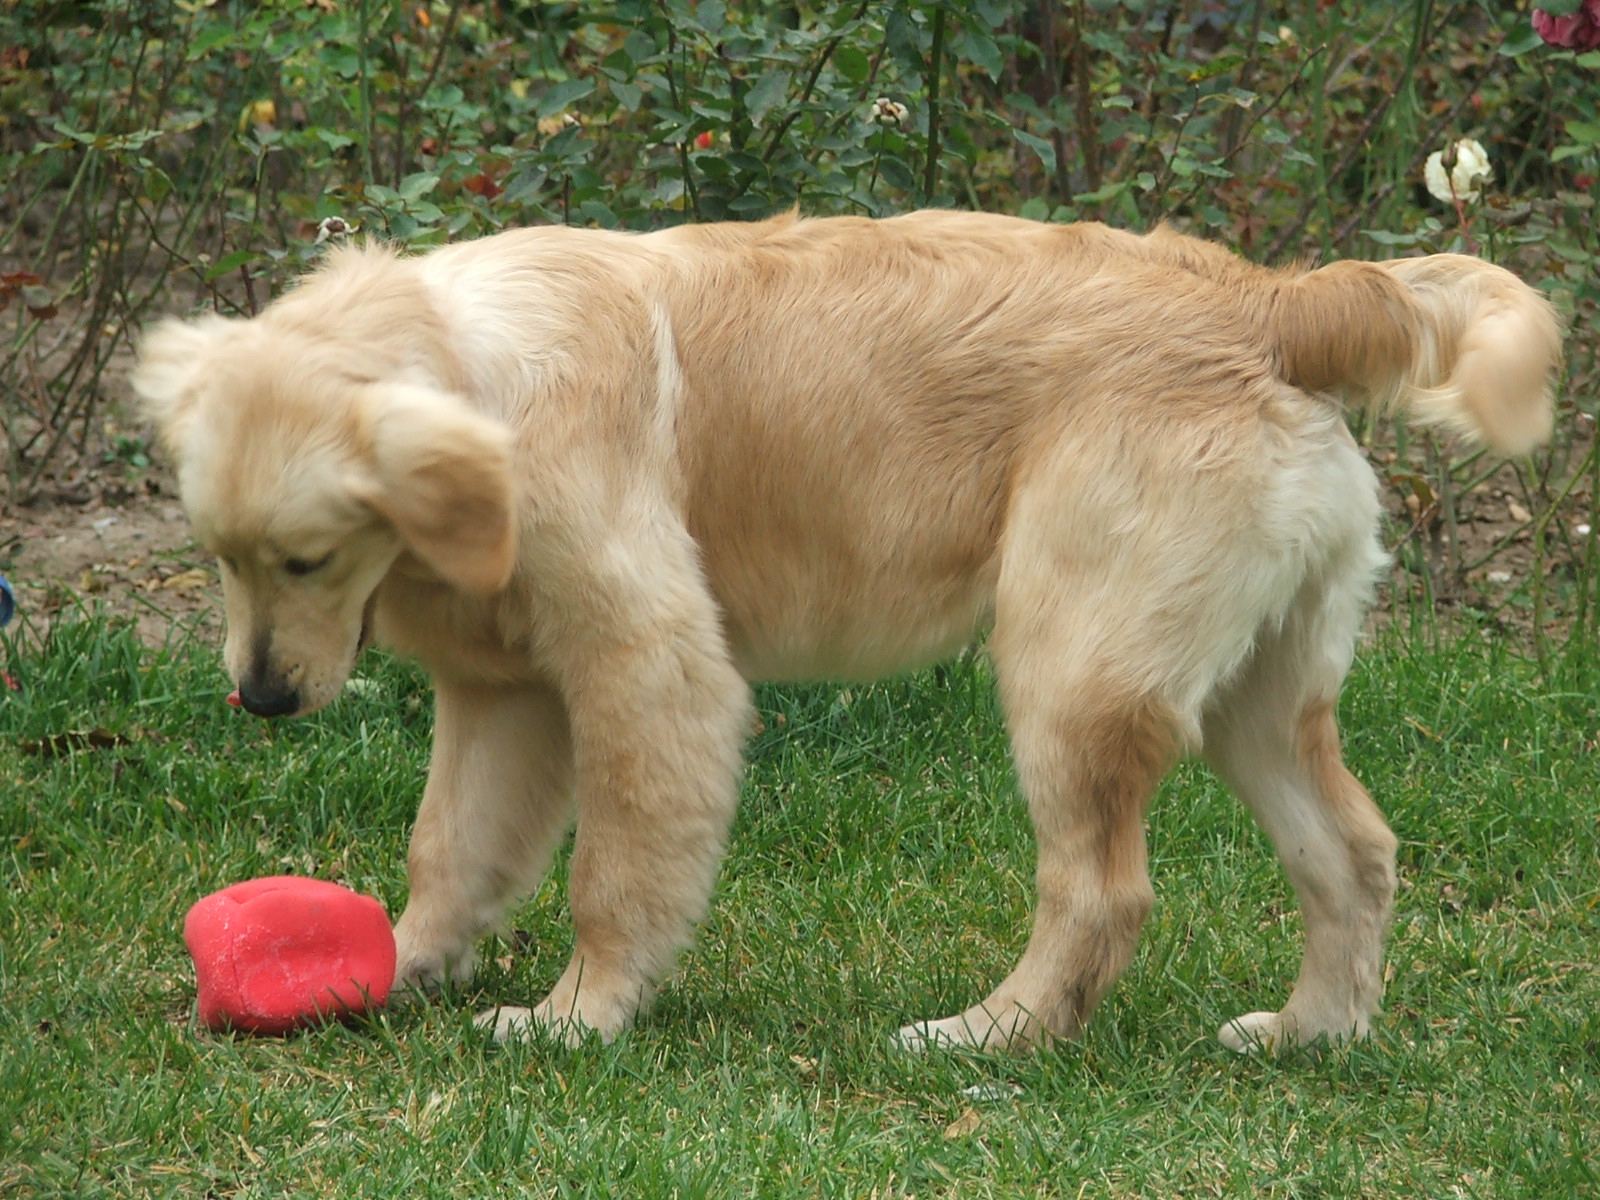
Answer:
[[1273, 254, 1562, 456]]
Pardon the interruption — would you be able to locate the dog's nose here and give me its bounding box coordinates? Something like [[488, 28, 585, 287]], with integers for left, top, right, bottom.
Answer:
[[236, 679, 300, 718]]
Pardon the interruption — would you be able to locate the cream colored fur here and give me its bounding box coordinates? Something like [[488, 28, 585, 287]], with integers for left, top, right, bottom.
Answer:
[[132, 210, 1561, 1053]]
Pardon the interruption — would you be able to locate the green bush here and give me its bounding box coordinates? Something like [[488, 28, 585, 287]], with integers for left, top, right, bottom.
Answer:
[[2, 1, 1597, 650]]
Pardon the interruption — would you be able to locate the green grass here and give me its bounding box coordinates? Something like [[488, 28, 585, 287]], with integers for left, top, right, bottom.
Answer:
[[2, 617, 1597, 1198]]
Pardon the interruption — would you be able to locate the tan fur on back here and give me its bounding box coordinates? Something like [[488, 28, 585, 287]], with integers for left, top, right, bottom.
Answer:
[[132, 211, 1562, 1053]]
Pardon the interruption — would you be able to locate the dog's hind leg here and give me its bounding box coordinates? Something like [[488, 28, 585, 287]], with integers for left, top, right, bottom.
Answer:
[[899, 546, 1204, 1051], [393, 680, 575, 990], [1202, 576, 1397, 1053], [901, 677, 1177, 1051]]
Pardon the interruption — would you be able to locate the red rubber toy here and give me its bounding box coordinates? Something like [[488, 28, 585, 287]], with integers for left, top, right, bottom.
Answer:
[[183, 876, 396, 1035]]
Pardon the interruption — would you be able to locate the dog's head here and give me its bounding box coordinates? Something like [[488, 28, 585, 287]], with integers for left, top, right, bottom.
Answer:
[[131, 313, 516, 717]]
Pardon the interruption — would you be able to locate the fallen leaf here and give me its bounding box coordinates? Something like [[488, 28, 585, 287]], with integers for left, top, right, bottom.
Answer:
[[943, 1107, 982, 1139], [160, 567, 212, 591], [20, 727, 133, 757]]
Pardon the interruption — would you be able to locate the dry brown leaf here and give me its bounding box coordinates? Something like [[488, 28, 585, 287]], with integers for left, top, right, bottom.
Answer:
[[20, 727, 133, 757], [160, 567, 212, 591], [942, 1107, 982, 1139]]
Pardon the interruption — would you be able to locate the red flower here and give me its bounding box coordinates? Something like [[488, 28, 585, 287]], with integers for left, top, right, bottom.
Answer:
[[694, 131, 714, 150], [1532, 1, 1600, 50]]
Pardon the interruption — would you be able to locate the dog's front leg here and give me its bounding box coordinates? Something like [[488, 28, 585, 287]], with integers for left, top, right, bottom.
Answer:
[[393, 680, 575, 990], [478, 607, 753, 1045]]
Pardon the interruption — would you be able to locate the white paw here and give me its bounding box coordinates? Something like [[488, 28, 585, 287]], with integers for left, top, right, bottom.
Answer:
[[475, 1005, 536, 1043], [474, 1003, 605, 1047], [393, 934, 477, 993], [895, 1015, 975, 1052], [1219, 1009, 1369, 1055], [895, 1005, 1038, 1053], [1218, 1010, 1285, 1054]]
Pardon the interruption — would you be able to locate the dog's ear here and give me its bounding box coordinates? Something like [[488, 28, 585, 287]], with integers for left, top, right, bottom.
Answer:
[[129, 315, 234, 452], [358, 385, 517, 595]]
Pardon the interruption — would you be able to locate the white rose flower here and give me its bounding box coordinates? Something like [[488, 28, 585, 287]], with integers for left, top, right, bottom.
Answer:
[[871, 97, 909, 127], [1424, 137, 1491, 204]]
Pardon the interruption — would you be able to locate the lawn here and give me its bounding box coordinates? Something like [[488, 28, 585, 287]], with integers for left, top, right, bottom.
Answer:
[[3, 3, 1598, 1194], [2, 613, 1596, 1197]]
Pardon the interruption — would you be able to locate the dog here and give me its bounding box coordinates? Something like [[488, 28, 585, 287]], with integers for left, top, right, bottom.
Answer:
[[132, 210, 1560, 1053]]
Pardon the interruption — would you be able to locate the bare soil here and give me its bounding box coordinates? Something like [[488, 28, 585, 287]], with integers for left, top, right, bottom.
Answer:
[[2, 462, 222, 651]]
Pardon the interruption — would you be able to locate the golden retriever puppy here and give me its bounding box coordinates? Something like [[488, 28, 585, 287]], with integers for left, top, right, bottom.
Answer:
[[132, 211, 1560, 1053]]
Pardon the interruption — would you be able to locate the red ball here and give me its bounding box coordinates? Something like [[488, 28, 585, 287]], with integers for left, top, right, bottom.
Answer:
[[184, 876, 397, 1035]]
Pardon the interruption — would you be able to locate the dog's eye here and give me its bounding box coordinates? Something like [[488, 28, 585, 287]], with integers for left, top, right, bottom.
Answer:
[[284, 553, 333, 577]]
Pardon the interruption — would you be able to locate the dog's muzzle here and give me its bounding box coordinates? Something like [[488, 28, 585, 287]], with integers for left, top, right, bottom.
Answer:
[[235, 678, 300, 718]]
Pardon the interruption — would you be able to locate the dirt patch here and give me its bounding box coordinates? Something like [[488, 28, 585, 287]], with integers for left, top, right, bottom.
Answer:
[[1, 463, 221, 651]]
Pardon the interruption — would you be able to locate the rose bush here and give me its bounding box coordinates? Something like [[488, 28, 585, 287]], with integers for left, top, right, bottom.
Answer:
[[1533, 1, 1600, 50]]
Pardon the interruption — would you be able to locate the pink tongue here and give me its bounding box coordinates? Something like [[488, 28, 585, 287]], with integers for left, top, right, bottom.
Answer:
[[226, 689, 243, 708]]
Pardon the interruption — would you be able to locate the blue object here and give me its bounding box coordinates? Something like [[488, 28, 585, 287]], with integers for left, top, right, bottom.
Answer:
[[0, 573, 12, 627]]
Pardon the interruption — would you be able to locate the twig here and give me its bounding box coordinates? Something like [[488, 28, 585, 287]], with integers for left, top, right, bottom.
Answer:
[[1070, 0, 1100, 195], [656, 2, 700, 221], [922, 6, 946, 204]]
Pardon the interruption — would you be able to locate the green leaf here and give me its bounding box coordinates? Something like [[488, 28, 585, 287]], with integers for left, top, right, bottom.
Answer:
[[1014, 129, 1056, 176], [972, 0, 1009, 29], [204, 250, 260, 281], [879, 156, 917, 192], [834, 45, 870, 84], [1073, 180, 1130, 204], [1499, 27, 1546, 57], [957, 28, 1003, 80], [187, 23, 236, 59], [611, 80, 643, 111], [695, 0, 727, 36], [1188, 52, 1243, 83], [1362, 228, 1423, 246], [745, 69, 791, 125], [142, 167, 173, 205], [536, 77, 596, 120], [398, 172, 440, 201], [1536, 0, 1583, 15], [1562, 120, 1600, 144], [624, 30, 658, 62]]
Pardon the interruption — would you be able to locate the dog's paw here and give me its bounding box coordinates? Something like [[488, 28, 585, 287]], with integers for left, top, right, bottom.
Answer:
[[1218, 1010, 1286, 1054], [475, 1005, 536, 1043], [393, 933, 477, 994], [1218, 1009, 1362, 1057], [474, 1004, 606, 1047], [894, 1016, 970, 1052], [894, 1004, 1043, 1054]]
